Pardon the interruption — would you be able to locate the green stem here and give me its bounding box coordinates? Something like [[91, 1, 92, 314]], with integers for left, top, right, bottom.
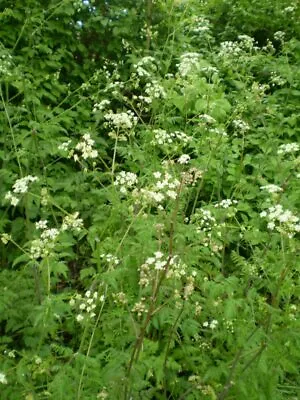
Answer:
[[0, 87, 23, 175], [77, 288, 107, 399]]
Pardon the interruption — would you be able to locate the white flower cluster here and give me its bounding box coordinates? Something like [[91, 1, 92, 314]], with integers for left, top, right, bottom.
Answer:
[[132, 94, 152, 109], [232, 119, 250, 133], [30, 213, 83, 259], [199, 114, 216, 125], [132, 298, 147, 317], [284, 6, 295, 13], [70, 290, 102, 322], [12, 175, 38, 194], [104, 110, 137, 130], [214, 199, 238, 209], [200, 65, 219, 75], [177, 154, 191, 164], [191, 16, 211, 35], [40, 187, 49, 206], [218, 41, 242, 58], [100, 253, 120, 266], [138, 171, 180, 205], [36, 220, 48, 230], [0, 53, 13, 77], [61, 212, 83, 232], [138, 251, 171, 287], [166, 256, 187, 280], [30, 227, 60, 260], [191, 209, 224, 254], [184, 275, 195, 300], [1, 233, 11, 245], [93, 99, 111, 113], [0, 372, 7, 385], [270, 72, 286, 87], [112, 291, 128, 305], [58, 140, 72, 152], [237, 34, 257, 51], [73, 133, 98, 161], [4, 192, 19, 207], [145, 80, 166, 99], [177, 52, 200, 77], [210, 128, 228, 137], [203, 319, 218, 329], [277, 142, 299, 155], [151, 129, 191, 147], [288, 304, 297, 321], [132, 56, 157, 78], [262, 39, 275, 53], [114, 171, 138, 194], [181, 167, 203, 186], [260, 204, 300, 238], [223, 319, 235, 333], [260, 184, 283, 194], [5, 175, 39, 206], [138, 253, 194, 303], [105, 80, 125, 96], [251, 82, 269, 97], [145, 251, 167, 270], [274, 31, 285, 42], [193, 209, 217, 234]]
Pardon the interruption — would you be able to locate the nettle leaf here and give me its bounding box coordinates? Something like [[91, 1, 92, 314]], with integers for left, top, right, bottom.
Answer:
[[80, 266, 96, 280], [12, 254, 31, 268], [51, 261, 69, 278]]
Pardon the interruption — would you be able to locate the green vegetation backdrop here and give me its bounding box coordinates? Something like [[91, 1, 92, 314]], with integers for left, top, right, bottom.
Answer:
[[0, 0, 299, 399]]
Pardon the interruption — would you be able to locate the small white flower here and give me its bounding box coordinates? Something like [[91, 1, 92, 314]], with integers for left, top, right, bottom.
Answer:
[[8, 351, 16, 358], [284, 6, 295, 13], [146, 257, 156, 265], [154, 251, 163, 259], [104, 110, 137, 130], [58, 140, 72, 151], [210, 319, 218, 329], [178, 154, 190, 164], [177, 52, 201, 77], [35, 220, 48, 230], [5, 191, 19, 206], [12, 175, 38, 194], [61, 212, 83, 232], [76, 314, 84, 322], [69, 298, 75, 307], [0, 372, 7, 384], [154, 260, 167, 270], [166, 190, 177, 199], [199, 114, 216, 124], [232, 119, 250, 133], [277, 143, 299, 155], [260, 184, 282, 193], [74, 133, 98, 161], [1, 234, 11, 245]]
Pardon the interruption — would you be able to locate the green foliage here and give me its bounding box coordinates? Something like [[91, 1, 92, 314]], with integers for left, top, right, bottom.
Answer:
[[0, 0, 300, 399]]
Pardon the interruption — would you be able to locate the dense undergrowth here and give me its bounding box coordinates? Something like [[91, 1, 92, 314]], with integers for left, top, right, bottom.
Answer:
[[0, 0, 300, 399]]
